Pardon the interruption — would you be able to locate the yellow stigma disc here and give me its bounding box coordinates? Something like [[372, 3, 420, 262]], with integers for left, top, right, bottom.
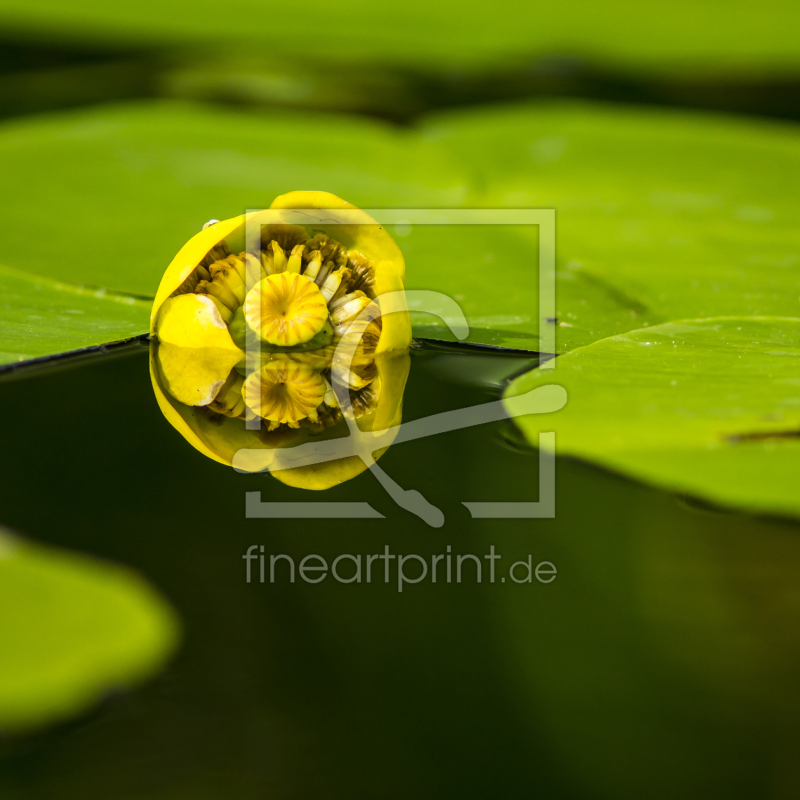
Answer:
[[244, 271, 329, 347]]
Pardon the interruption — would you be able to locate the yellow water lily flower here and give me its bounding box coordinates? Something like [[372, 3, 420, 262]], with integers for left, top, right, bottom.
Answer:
[[149, 191, 411, 489]]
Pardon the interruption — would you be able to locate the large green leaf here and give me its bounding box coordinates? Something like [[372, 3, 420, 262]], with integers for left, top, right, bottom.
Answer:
[[0, 0, 796, 74], [504, 317, 800, 518], [0, 527, 178, 731], [423, 101, 800, 352], [0, 263, 148, 367]]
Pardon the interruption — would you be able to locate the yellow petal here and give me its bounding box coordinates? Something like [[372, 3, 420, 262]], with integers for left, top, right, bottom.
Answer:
[[150, 216, 245, 333], [150, 342, 298, 469], [154, 294, 244, 406]]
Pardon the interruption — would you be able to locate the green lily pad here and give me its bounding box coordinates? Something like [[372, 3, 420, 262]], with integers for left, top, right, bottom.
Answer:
[[423, 101, 800, 352], [0, 0, 796, 74], [2, 100, 799, 364], [504, 317, 800, 518], [0, 263, 149, 368], [399, 222, 541, 350], [0, 528, 178, 731]]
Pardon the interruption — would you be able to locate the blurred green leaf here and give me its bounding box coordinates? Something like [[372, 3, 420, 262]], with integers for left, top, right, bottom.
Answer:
[[0, 264, 148, 367], [159, 57, 426, 120], [0, 528, 178, 731], [505, 317, 800, 517], [0, 0, 796, 74]]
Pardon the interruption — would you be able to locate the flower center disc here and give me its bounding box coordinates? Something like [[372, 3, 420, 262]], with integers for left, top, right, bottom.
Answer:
[[244, 272, 328, 347]]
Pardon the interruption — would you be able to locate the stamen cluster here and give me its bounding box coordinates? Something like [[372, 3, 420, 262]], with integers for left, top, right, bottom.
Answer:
[[168, 225, 384, 432]]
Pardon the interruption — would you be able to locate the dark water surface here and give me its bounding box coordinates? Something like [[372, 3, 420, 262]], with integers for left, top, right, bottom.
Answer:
[[1, 347, 800, 799]]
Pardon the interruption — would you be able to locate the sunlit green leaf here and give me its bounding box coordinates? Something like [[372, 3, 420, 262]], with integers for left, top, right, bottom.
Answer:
[[0, 528, 178, 731], [0, 264, 148, 368], [505, 317, 800, 517], [400, 223, 541, 350]]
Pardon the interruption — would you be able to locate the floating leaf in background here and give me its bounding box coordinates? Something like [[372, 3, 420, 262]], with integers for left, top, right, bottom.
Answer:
[[0, 527, 178, 731], [0, 263, 148, 367], [0, 0, 796, 75], [504, 317, 800, 518]]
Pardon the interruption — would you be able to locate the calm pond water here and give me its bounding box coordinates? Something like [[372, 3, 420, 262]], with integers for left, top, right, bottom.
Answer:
[[1, 344, 800, 798]]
